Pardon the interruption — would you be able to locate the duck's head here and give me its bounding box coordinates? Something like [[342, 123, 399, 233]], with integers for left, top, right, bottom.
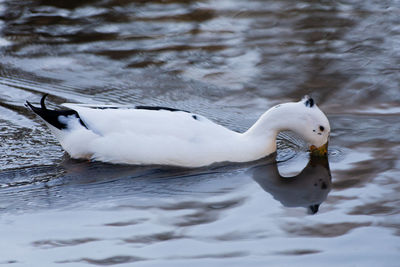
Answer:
[[245, 95, 331, 156], [295, 95, 330, 156]]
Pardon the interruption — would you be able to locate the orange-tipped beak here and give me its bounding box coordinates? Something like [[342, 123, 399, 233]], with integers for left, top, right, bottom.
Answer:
[[310, 142, 328, 157]]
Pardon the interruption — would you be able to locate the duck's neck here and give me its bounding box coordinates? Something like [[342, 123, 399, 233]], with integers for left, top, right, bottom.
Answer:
[[240, 103, 297, 158]]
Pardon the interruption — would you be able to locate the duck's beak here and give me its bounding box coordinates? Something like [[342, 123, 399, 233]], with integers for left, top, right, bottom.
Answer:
[[310, 142, 328, 157]]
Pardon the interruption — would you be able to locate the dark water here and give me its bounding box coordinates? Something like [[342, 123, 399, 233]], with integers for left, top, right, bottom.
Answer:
[[0, 0, 399, 266]]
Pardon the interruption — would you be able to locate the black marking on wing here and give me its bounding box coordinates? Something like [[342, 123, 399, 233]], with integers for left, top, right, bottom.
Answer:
[[90, 106, 120, 110], [136, 105, 201, 121], [135, 105, 190, 113], [309, 204, 319, 214], [85, 104, 193, 114], [26, 94, 88, 130]]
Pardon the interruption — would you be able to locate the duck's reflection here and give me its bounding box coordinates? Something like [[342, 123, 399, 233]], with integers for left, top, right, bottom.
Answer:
[[251, 156, 331, 214]]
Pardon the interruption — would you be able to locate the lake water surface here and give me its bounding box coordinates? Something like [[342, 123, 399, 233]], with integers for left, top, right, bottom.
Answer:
[[0, 0, 399, 266]]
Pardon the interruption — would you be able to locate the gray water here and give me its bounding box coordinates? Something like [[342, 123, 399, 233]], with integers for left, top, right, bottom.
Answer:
[[0, 0, 399, 266]]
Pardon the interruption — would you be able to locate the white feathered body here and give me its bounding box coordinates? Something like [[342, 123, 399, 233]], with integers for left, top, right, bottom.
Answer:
[[50, 104, 271, 167]]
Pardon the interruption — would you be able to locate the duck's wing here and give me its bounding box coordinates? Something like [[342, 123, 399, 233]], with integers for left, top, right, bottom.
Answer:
[[61, 103, 234, 139], [62, 103, 131, 110]]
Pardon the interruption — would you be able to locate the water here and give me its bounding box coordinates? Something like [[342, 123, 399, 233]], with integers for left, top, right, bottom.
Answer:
[[0, 0, 399, 266]]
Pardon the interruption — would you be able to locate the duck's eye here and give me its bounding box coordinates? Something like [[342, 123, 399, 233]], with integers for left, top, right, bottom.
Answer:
[[319, 125, 325, 132]]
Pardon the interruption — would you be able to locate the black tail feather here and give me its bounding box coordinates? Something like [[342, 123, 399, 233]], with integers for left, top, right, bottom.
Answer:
[[26, 94, 87, 130], [40, 93, 49, 110]]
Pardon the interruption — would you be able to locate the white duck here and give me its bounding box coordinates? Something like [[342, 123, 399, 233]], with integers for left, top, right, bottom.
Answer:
[[26, 95, 330, 168]]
